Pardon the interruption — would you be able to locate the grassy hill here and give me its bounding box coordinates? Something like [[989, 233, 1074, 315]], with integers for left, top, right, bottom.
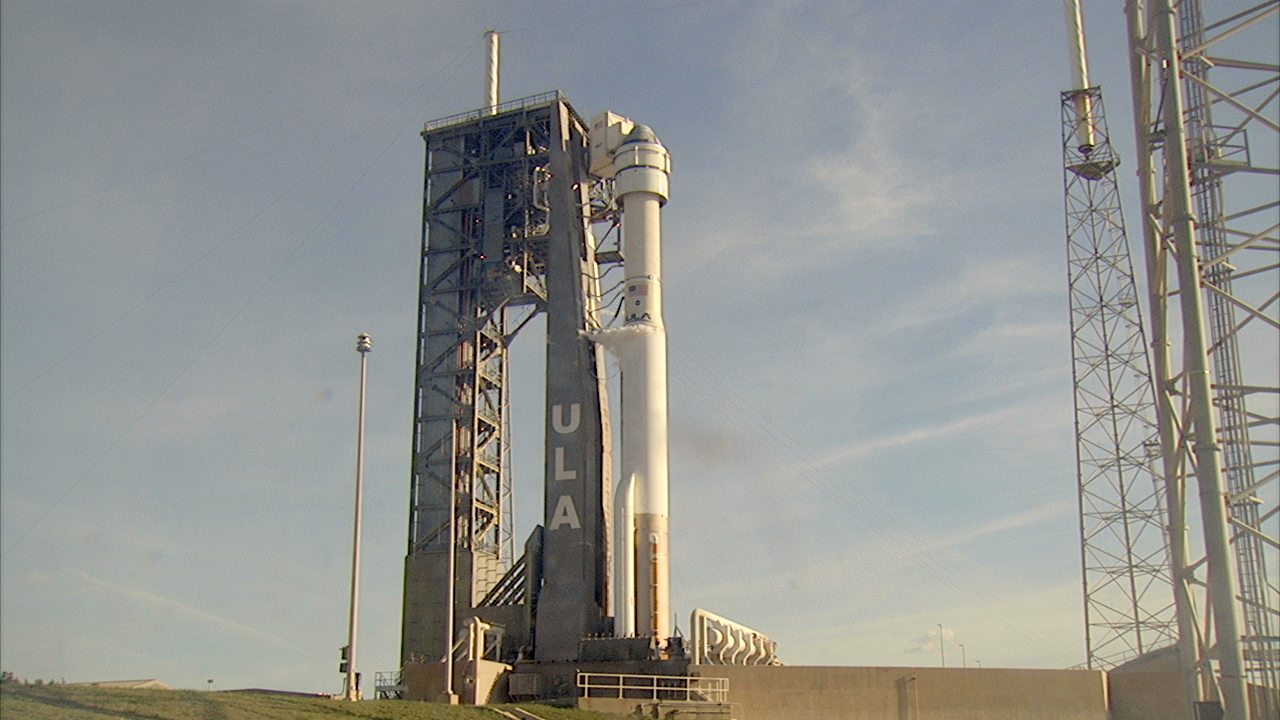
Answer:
[[0, 684, 632, 720]]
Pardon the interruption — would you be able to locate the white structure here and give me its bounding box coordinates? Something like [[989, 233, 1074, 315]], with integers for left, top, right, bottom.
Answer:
[[690, 608, 780, 666], [345, 333, 372, 701], [1124, 1, 1278, 717], [483, 30, 499, 115], [589, 114, 673, 644]]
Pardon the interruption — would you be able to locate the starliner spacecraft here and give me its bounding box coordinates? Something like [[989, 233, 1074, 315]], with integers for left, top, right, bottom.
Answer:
[[393, 32, 776, 704]]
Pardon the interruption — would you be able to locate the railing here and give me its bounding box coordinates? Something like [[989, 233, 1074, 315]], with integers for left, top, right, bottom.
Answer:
[[423, 91, 568, 132], [373, 670, 404, 700], [577, 672, 728, 703]]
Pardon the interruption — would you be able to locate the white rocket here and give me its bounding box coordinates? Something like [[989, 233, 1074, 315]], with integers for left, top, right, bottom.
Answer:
[[590, 114, 672, 644]]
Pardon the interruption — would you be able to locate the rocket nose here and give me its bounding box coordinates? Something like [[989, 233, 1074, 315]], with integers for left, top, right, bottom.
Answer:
[[623, 124, 661, 145]]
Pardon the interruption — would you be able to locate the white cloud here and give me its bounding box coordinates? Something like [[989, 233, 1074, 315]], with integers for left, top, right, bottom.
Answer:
[[905, 624, 956, 655], [805, 149, 942, 244]]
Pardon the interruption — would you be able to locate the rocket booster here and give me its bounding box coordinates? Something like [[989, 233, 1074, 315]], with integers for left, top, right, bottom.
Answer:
[[593, 120, 672, 643]]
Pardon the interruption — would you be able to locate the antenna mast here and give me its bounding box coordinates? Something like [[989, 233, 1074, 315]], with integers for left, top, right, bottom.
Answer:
[[484, 30, 500, 114]]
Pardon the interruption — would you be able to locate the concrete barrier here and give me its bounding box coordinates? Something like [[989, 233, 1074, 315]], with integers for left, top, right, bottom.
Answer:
[[689, 665, 1109, 720]]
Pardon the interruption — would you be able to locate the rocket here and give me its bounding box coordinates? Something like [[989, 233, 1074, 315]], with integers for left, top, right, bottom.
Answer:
[[590, 117, 672, 643]]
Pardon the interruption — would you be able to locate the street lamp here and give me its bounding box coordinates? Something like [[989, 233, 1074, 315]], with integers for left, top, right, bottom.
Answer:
[[344, 334, 372, 701]]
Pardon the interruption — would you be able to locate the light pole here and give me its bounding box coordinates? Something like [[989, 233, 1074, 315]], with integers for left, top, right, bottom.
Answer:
[[956, 643, 967, 668], [937, 624, 945, 668], [344, 334, 372, 701]]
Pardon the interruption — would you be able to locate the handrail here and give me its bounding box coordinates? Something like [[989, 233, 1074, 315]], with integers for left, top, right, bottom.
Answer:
[[576, 672, 728, 703], [423, 91, 568, 132]]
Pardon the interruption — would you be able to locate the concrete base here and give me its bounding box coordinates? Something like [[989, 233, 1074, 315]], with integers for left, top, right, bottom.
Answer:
[[461, 659, 511, 705], [688, 665, 1109, 720], [1108, 647, 1186, 720], [508, 658, 691, 704], [578, 698, 739, 719], [406, 656, 1191, 719], [403, 660, 511, 705]]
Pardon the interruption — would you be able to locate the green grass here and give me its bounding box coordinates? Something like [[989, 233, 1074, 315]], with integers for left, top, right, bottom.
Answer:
[[0, 684, 632, 720]]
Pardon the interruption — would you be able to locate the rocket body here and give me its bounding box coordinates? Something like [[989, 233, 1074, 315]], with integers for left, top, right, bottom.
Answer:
[[609, 125, 672, 642]]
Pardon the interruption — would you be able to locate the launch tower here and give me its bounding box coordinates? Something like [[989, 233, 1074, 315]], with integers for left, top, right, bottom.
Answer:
[[394, 51, 779, 704], [401, 91, 614, 676]]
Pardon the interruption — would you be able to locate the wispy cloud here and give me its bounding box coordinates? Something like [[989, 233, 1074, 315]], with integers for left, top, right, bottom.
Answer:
[[800, 402, 1024, 476], [677, 5, 968, 280], [887, 257, 1060, 332], [915, 500, 1075, 555], [71, 570, 306, 654]]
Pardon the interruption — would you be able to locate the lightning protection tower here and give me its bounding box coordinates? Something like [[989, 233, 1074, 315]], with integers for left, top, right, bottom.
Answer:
[[1061, 0, 1177, 675], [1125, 1, 1279, 717], [1061, 80, 1178, 671]]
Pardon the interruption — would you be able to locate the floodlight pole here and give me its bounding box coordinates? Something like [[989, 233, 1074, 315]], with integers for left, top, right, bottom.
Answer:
[[345, 333, 372, 701]]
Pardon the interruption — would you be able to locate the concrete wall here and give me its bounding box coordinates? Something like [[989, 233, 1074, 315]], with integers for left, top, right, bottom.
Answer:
[[1108, 670, 1184, 720], [405, 658, 1181, 719], [402, 662, 446, 702], [403, 659, 511, 704], [1107, 647, 1187, 720], [688, 665, 1109, 720]]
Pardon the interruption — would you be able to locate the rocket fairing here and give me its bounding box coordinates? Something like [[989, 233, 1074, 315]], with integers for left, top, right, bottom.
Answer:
[[590, 120, 673, 643]]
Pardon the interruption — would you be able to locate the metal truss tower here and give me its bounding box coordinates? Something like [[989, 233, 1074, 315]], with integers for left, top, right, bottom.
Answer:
[[402, 92, 614, 670], [1062, 85, 1178, 670], [1125, 1, 1279, 717]]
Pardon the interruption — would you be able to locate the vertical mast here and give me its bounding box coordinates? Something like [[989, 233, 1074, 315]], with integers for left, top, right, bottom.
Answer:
[[484, 30, 500, 114], [1063, 0, 1097, 150]]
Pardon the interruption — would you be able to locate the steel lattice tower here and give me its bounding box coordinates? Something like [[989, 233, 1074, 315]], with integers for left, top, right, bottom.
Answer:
[[1062, 86, 1178, 671], [402, 92, 614, 669], [1125, 1, 1279, 717]]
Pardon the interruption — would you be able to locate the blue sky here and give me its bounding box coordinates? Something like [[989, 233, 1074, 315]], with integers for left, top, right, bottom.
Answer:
[[0, 0, 1227, 693]]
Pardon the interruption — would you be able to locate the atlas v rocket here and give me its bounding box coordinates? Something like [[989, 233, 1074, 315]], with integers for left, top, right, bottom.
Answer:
[[590, 118, 673, 644]]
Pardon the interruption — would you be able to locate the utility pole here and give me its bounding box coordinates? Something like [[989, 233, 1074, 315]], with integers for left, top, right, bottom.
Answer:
[[344, 333, 372, 701]]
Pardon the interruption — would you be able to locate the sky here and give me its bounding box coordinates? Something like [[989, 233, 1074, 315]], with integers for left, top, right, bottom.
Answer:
[[2, 0, 1267, 695]]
